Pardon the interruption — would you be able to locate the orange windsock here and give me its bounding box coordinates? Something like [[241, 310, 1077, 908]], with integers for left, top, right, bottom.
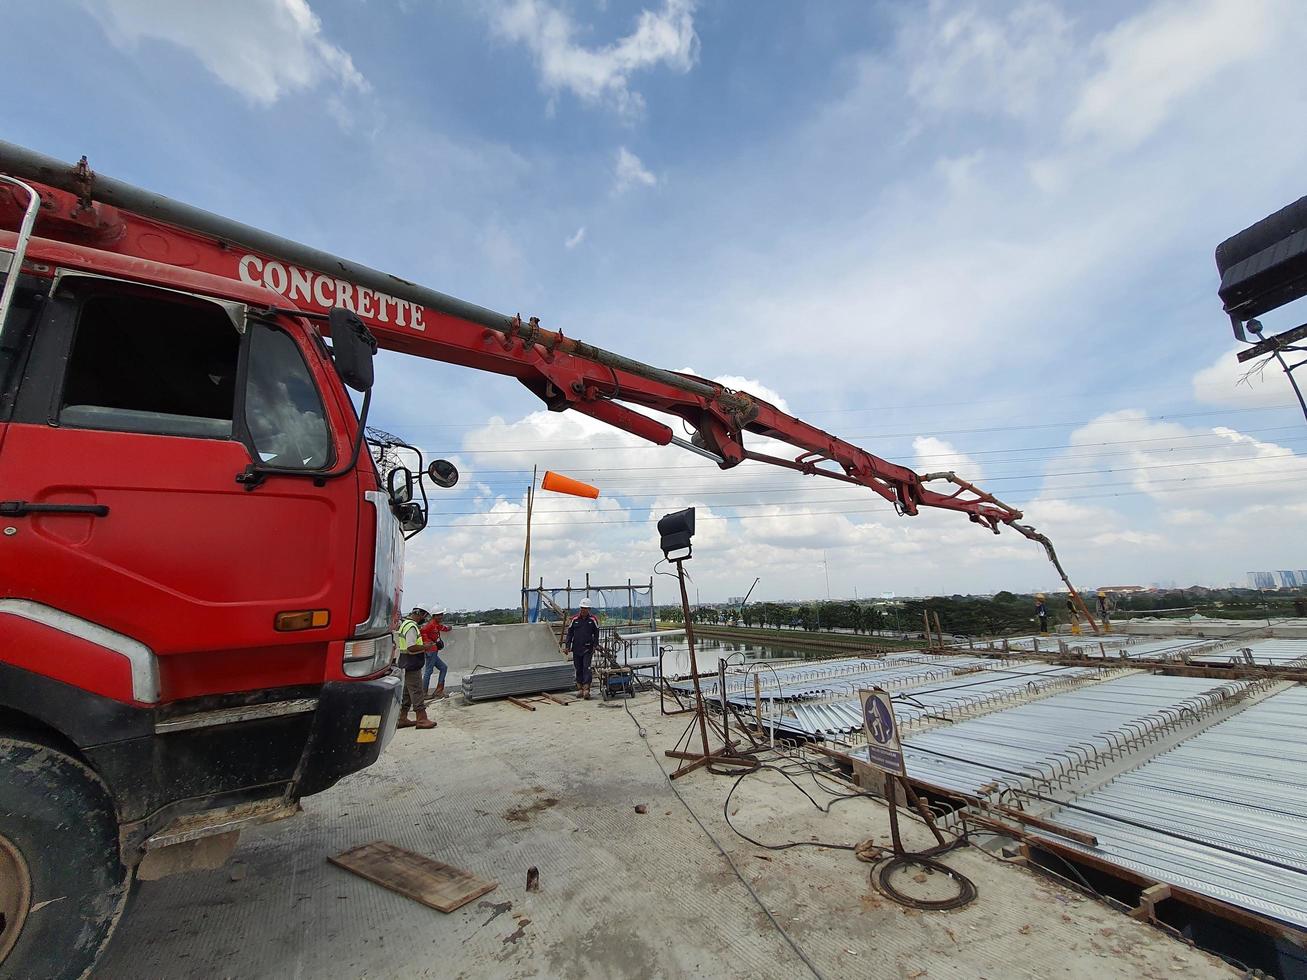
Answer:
[[541, 470, 600, 499]]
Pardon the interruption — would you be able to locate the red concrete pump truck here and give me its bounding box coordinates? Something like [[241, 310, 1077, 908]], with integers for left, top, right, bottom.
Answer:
[[0, 143, 1095, 978]]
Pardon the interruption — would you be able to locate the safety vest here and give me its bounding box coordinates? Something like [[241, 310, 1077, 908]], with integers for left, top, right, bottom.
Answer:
[[396, 618, 421, 652]]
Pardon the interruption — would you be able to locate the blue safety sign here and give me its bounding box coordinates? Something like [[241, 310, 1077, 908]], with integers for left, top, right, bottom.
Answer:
[[859, 689, 905, 775]]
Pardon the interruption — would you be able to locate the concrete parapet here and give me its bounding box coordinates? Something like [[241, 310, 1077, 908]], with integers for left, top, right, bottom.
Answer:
[[441, 623, 565, 672]]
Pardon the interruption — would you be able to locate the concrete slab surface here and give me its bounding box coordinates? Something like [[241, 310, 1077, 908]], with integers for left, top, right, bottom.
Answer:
[[98, 691, 1235, 979]]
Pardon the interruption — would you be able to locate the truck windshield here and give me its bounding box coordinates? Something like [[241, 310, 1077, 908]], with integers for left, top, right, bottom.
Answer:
[[243, 324, 332, 469]]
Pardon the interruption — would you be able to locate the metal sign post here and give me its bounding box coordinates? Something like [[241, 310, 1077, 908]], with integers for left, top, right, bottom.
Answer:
[[857, 688, 945, 855]]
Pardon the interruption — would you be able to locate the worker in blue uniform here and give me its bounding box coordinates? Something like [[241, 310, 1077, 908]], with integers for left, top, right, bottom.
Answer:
[[565, 598, 600, 700]]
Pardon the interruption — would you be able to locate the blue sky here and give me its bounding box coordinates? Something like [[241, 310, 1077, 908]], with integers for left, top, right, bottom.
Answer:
[[7, 0, 1307, 608]]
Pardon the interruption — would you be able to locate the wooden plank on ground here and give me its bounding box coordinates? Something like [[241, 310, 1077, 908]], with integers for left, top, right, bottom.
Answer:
[[329, 841, 497, 913], [506, 696, 536, 711]]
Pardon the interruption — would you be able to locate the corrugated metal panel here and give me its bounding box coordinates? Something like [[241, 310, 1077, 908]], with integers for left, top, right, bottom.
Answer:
[[1040, 684, 1307, 929]]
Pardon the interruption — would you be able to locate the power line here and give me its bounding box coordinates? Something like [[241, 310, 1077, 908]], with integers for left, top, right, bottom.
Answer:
[[384, 385, 1296, 427], [448, 425, 1307, 474], [412, 406, 1298, 454], [453, 453, 1305, 501], [423, 474, 1307, 526]]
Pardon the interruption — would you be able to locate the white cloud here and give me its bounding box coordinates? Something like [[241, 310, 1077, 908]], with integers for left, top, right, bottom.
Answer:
[[1192, 345, 1294, 409], [565, 226, 587, 249], [84, 0, 366, 105], [905, 1, 1073, 119], [913, 436, 986, 483], [614, 147, 658, 193], [1066, 0, 1276, 152], [1046, 410, 1303, 507], [489, 0, 698, 116]]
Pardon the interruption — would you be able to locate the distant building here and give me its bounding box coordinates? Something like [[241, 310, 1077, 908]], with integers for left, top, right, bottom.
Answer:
[[1245, 570, 1307, 588], [1096, 585, 1149, 594]]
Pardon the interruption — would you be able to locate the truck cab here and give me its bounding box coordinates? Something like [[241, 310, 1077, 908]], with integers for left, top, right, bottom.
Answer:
[[0, 180, 418, 978]]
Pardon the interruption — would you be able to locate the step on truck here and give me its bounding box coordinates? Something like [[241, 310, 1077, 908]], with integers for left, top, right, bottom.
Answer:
[[0, 143, 1093, 978]]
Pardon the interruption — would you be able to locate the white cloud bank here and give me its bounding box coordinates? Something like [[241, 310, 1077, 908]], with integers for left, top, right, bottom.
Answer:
[[84, 0, 366, 104]]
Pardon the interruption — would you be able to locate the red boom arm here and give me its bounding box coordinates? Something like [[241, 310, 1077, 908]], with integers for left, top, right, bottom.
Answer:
[[0, 144, 1097, 630]]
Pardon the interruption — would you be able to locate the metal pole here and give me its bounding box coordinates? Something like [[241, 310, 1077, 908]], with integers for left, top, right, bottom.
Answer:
[[885, 773, 904, 855], [718, 658, 730, 748], [521, 466, 535, 623], [1273, 350, 1307, 423], [678, 559, 713, 760], [0, 176, 40, 340], [754, 674, 762, 734]]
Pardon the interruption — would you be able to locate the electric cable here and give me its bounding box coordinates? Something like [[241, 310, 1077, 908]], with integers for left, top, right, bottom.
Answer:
[[410, 404, 1302, 452], [428, 424, 1307, 471], [718, 756, 977, 911]]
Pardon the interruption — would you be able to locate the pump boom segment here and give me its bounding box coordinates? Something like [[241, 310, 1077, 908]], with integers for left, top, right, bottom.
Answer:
[[0, 141, 1098, 631]]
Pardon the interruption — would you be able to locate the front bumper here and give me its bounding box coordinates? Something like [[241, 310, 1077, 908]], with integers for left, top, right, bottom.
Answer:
[[294, 673, 401, 797]]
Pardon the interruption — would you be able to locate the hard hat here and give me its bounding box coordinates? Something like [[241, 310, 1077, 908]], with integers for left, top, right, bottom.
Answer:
[[1036, 593, 1046, 600], [579, 598, 592, 608], [429, 605, 447, 616], [1096, 591, 1105, 597]]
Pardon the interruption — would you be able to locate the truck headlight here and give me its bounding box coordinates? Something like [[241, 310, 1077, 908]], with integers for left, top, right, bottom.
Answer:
[[343, 634, 395, 677]]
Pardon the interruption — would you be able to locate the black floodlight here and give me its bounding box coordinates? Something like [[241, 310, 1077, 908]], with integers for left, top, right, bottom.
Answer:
[[1217, 196, 1307, 340], [658, 507, 695, 561]]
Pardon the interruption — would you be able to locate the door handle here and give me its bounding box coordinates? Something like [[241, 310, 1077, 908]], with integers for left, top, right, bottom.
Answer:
[[0, 501, 110, 517]]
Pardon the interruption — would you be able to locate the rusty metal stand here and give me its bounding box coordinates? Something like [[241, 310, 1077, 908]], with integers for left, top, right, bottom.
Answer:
[[882, 772, 948, 855], [664, 558, 759, 779]]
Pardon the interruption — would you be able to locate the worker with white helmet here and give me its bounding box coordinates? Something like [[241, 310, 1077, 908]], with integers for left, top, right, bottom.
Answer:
[[565, 597, 600, 700], [394, 602, 439, 730], [419, 605, 451, 698]]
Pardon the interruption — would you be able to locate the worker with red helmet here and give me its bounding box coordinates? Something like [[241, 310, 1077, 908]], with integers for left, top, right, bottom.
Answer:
[[420, 606, 451, 698], [565, 598, 600, 700]]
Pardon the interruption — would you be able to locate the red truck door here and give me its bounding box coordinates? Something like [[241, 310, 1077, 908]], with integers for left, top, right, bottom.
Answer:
[[0, 273, 359, 704]]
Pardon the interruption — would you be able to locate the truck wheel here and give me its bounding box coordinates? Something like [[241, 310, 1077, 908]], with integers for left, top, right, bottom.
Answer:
[[0, 738, 129, 980]]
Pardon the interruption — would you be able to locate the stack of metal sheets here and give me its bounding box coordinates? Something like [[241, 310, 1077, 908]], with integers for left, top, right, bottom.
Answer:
[[461, 661, 575, 702]]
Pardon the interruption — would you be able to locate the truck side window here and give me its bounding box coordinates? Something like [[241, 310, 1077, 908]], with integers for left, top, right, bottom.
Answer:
[[60, 292, 239, 438], [243, 324, 331, 469]]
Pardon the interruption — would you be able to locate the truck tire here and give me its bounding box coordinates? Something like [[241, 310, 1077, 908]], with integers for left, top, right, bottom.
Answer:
[[0, 737, 129, 980]]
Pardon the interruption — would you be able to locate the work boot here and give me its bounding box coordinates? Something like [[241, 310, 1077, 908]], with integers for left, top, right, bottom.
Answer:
[[433, 683, 447, 699], [414, 709, 437, 730], [582, 684, 591, 701], [397, 711, 415, 729]]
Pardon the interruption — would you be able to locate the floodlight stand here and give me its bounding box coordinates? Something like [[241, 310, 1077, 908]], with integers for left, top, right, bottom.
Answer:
[[664, 558, 759, 779]]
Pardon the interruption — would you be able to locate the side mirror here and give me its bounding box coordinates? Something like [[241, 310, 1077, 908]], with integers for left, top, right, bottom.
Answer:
[[428, 459, 459, 488], [387, 466, 413, 504], [395, 500, 426, 534], [328, 307, 377, 392]]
